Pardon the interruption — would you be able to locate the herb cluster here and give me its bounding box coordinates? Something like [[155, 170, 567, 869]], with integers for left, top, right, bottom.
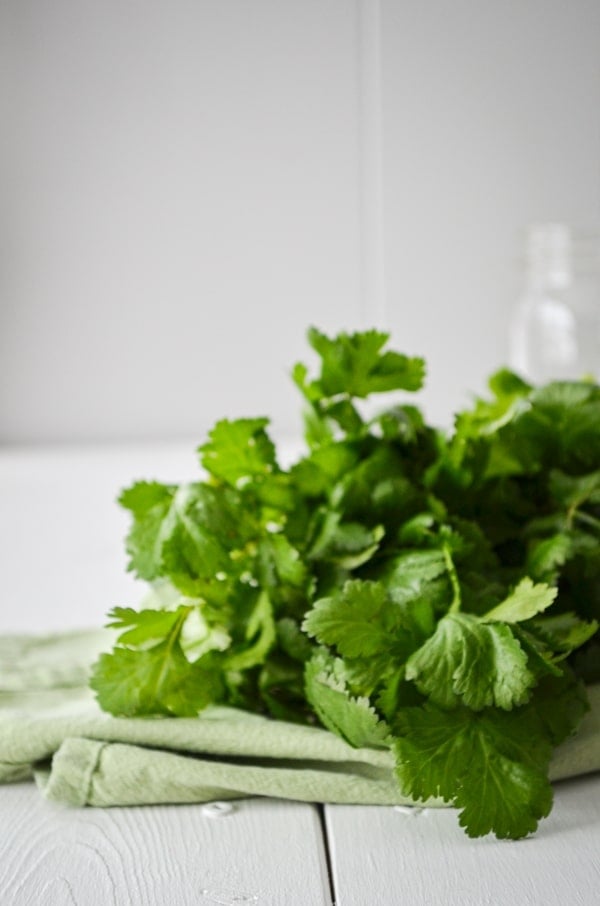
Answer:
[[91, 327, 600, 839]]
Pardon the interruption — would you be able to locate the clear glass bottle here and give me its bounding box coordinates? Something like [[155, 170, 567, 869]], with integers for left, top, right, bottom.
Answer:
[[509, 223, 600, 383]]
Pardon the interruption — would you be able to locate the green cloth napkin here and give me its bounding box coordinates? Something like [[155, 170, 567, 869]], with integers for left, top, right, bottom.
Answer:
[[1, 630, 599, 808]]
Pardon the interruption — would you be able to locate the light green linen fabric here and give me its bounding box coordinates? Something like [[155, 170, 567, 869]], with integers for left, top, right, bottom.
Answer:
[[0, 631, 598, 808]]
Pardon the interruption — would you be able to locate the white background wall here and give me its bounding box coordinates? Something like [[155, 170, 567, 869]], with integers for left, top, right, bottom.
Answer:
[[2, 0, 599, 445]]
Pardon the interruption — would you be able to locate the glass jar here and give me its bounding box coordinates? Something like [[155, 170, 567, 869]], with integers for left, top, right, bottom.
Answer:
[[509, 223, 600, 383]]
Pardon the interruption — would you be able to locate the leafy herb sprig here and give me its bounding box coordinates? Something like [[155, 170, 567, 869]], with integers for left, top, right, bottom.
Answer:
[[90, 327, 599, 839]]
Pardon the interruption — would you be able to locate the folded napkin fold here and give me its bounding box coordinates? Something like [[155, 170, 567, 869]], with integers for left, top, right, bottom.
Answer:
[[1, 631, 599, 808]]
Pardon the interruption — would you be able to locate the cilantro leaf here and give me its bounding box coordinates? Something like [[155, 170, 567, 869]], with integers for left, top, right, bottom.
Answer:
[[482, 577, 557, 623], [383, 549, 449, 605], [259, 534, 310, 593], [405, 613, 533, 710], [90, 644, 224, 717], [276, 618, 314, 663], [118, 481, 177, 580], [307, 511, 384, 569], [105, 606, 186, 647], [548, 468, 600, 511], [498, 381, 600, 473], [291, 442, 359, 497], [158, 484, 251, 596], [526, 533, 575, 582], [296, 327, 425, 402], [90, 605, 224, 717], [533, 670, 590, 747], [530, 612, 599, 657], [305, 651, 392, 749], [393, 704, 553, 839], [302, 581, 393, 658], [225, 590, 276, 671], [199, 418, 277, 487]]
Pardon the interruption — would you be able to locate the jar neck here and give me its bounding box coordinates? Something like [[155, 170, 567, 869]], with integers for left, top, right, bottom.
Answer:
[[525, 223, 571, 292]]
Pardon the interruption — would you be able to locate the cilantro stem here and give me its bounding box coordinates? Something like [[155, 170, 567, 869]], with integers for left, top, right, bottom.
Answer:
[[444, 543, 462, 614], [153, 606, 191, 694]]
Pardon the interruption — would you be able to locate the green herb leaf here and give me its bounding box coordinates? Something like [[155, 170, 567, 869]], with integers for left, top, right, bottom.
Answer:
[[118, 481, 177, 580], [393, 704, 553, 839], [482, 577, 557, 623], [302, 581, 394, 658], [199, 418, 277, 487], [305, 651, 392, 749], [91, 644, 223, 717], [405, 613, 533, 710], [301, 327, 426, 401]]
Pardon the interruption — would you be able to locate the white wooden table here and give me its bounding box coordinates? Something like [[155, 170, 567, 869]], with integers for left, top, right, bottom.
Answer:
[[2, 444, 600, 906]]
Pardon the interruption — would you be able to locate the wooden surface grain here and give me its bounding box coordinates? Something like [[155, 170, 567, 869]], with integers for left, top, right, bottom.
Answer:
[[0, 785, 332, 906], [324, 774, 600, 906]]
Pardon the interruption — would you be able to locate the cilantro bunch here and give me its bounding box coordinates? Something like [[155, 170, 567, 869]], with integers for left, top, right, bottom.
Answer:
[[91, 327, 600, 839]]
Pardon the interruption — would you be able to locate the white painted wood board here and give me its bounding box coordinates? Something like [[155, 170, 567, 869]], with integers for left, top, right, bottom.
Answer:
[[324, 774, 600, 906], [0, 785, 333, 906]]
